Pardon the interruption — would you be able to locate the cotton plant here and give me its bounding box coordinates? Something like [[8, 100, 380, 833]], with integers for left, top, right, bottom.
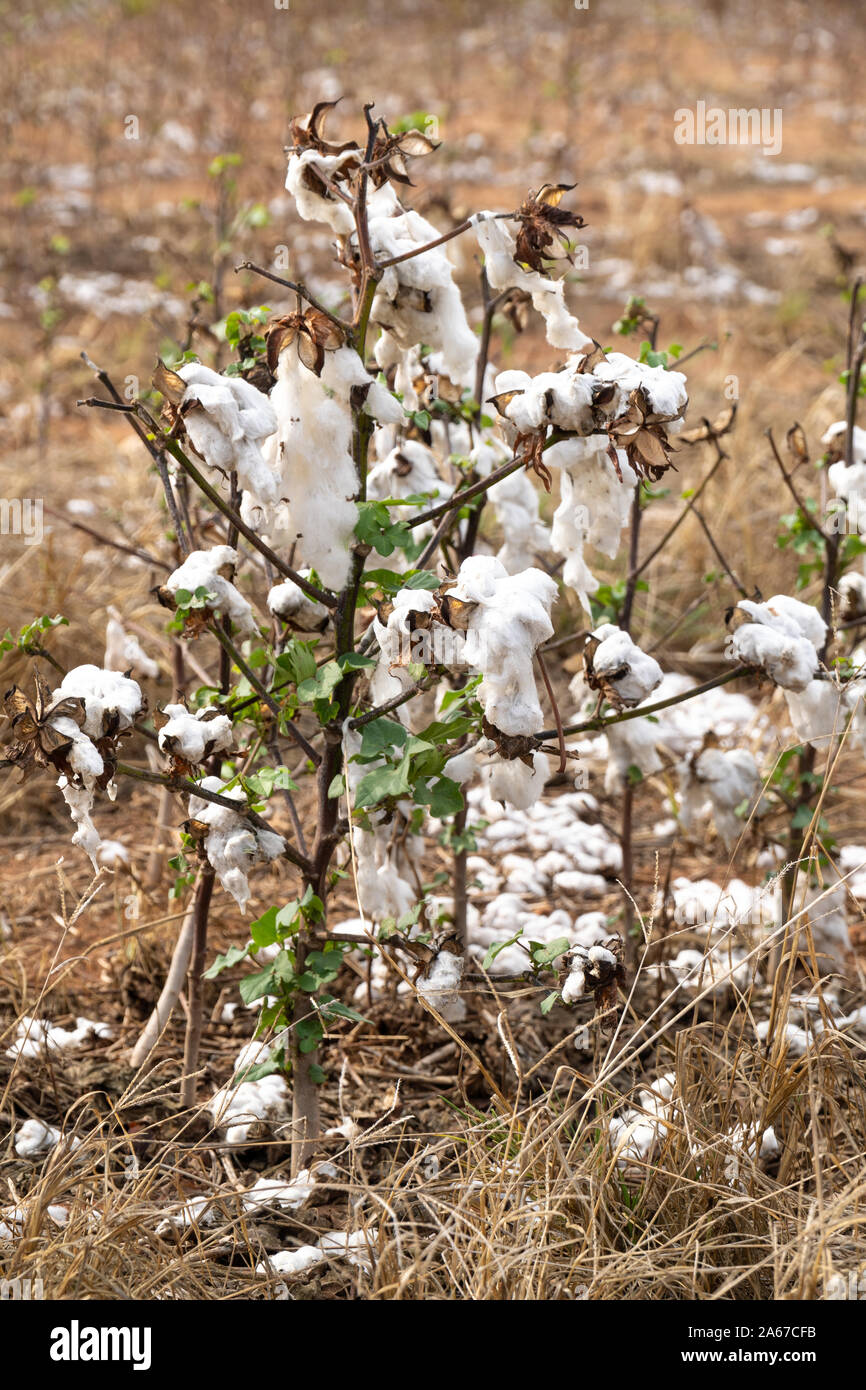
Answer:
[[0, 665, 144, 866], [12, 95, 866, 1182]]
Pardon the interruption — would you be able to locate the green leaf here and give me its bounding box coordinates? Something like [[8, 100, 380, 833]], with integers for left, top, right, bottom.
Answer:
[[250, 906, 279, 949], [297, 660, 342, 703], [354, 756, 413, 808], [204, 944, 248, 979], [358, 717, 409, 759], [296, 1015, 324, 1054], [417, 775, 464, 818], [529, 937, 571, 968], [238, 965, 277, 1005], [540, 991, 560, 1016], [482, 931, 524, 970]]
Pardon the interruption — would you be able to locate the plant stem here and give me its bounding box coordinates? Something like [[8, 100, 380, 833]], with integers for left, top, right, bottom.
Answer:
[[180, 863, 215, 1109]]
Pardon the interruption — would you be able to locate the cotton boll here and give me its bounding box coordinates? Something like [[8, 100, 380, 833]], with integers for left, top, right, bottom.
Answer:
[[104, 607, 159, 680], [268, 573, 329, 630], [370, 184, 477, 386], [317, 1227, 378, 1272], [561, 960, 586, 1003], [755, 1019, 811, 1057], [176, 362, 278, 508], [485, 467, 550, 573], [588, 624, 664, 707], [188, 777, 285, 913], [783, 679, 850, 745], [210, 1073, 289, 1144], [258, 1246, 326, 1280], [553, 869, 607, 898], [416, 949, 464, 1020], [367, 439, 448, 506], [603, 719, 663, 795], [572, 912, 609, 947], [157, 704, 233, 764], [839, 571, 866, 620], [165, 547, 256, 636], [656, 946, 755, 997], [547, 439, 634, 612], [465, 854, 502, 894], [96, 839, 129, 869], [729, 620, 818, 692], [449, 556, 556, 736], [285, 148, 357, 236], [591, 350, 688, 425], [486, 751, 550, 810], [502, 853, 548, 897], [472, 212, 591, 351], [15, 1119, 64, 1158], [730, 595, 825, 692], [57, 777, 101, 866], [242, 1171, 317, 1214], [678, 746, 759, 850], [52, 664, 143, 740], [267, 344, 396, 590]]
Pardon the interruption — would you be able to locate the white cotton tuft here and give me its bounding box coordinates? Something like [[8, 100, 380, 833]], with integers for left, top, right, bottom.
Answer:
[[588, 624, 664, 707], [53, 664, 143, 740], [678, 746, 760, 850], [448, 555, 556, 737], [729, 595, 825, 691], [104, 607, 159, 680], [176, 362, 278, 509], [188, 777, 285, 913], [472, 212, 591, 351], [267, 572, 329, 630], [370, 183, 478, 386], [157, 704, 234, 764], [165, 547, 256, 636]]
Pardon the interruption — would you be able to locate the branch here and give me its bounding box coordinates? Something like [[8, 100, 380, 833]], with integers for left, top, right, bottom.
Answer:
[[692, 505, 748, 597], [766, 427, 830, 543], [534, 665, 751, 743], [407, 435, 567, 530], [535, 650, 567, 774], [234, 262, 349, 331], [348, 676, 434, 729], [207, 620, 320, 765], [631, 439, 728, 581], [155, 428, 338, 609], [43, 506, 171, 572], [115, 761, 311, 873]]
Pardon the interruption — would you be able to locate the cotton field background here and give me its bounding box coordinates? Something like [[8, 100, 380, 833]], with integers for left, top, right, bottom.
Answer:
[[2, 0, 866, 1307]]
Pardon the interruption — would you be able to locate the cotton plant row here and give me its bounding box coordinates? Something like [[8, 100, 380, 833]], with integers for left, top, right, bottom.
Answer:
[[4, 98, 866, 1174]]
